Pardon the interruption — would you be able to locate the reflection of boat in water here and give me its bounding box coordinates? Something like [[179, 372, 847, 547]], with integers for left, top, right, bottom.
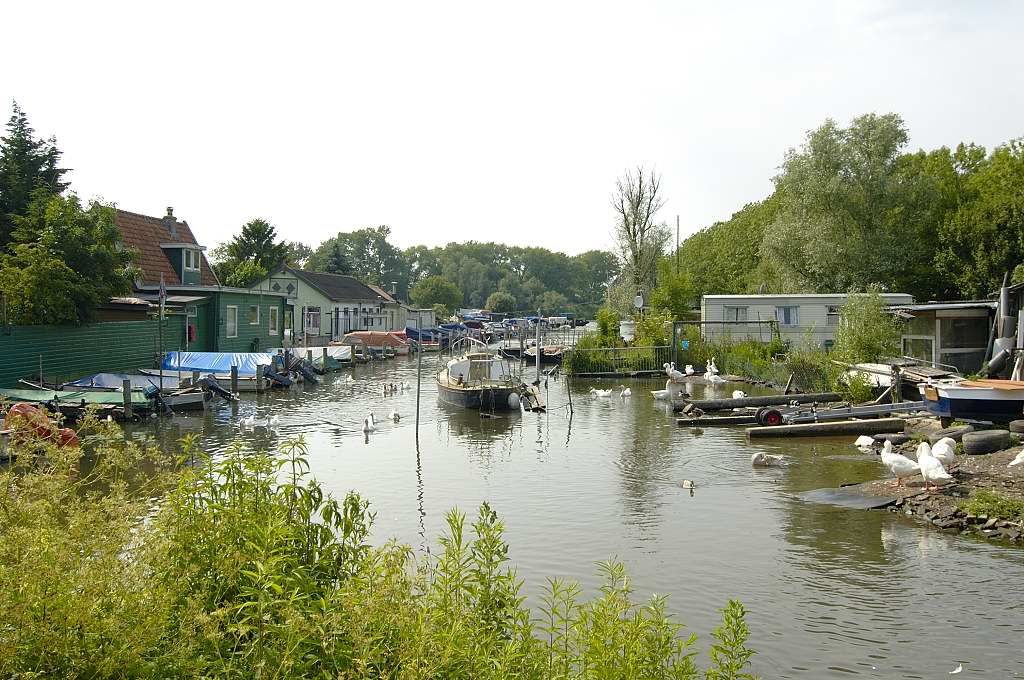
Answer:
[[524, 345, 565, 365], [436, 339, 523, 410]]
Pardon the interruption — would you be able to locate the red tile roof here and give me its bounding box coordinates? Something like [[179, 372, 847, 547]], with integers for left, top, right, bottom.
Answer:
[[115, 208, 219, 288]]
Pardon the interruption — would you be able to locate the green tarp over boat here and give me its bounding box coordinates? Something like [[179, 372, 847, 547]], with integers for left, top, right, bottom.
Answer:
[[0, 388, 148, 406]]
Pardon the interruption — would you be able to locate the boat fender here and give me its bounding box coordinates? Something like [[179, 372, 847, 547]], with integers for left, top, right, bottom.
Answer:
[[507, 392, 521, 410]]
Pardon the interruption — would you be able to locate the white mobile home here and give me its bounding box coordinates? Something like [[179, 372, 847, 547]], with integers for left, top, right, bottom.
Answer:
[[701, 293, 914, 348]]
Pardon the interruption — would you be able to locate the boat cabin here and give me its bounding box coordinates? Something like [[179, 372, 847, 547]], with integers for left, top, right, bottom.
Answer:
[[446, 352, 514, 385]]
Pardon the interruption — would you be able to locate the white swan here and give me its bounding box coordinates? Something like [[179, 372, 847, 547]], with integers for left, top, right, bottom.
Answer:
[[916, 442, 954, 491], [362, 412, 377, 433], [1008, 450, 1024, 467], [401, 381, 411, 390], [590, 387, 614, 398], [619, 385, 632, 398], [663, 363, 686, 382], [705, 372, 726, 384], [732, 390, 747, 399], [707, 357, 719, 375], [389, 410, 400, 422], [854, 435, 876, 449], [684, 364, 694, 376], [880, 440, 920, 487], [751, 452, 786, 467], [651, 389, 670, 400], [242, 414, 256, 429], [931, 437, 957, 468]]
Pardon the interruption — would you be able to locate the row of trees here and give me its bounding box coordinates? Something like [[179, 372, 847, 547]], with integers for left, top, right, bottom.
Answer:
[[669, 113, 1024, 304], [0, 103, 136, 325], [215, 222, 621, 317]]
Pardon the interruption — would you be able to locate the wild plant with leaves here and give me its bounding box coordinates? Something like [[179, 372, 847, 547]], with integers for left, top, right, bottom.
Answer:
[[0, 422, 759, 678]]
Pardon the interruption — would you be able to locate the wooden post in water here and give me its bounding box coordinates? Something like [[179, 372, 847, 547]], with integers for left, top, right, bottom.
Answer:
[[122, 378, 133, 420], [192, 370, 200, 387], [230, 365, 238, 394], [306, 349, 313, 363], [322, 347, 328, 367]]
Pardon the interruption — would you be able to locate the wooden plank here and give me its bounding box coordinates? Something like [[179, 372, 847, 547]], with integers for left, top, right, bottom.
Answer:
[[747, 417, 906, 438], [676, 414, 757, 427]]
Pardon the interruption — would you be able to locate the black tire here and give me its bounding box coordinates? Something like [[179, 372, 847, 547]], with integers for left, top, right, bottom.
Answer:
[[1008, 419, 1024, 434], [759, 408, 784, 426], [962, 430, 1011, 455], [928, 425, 974, 445], [873, 433, 911, 445]]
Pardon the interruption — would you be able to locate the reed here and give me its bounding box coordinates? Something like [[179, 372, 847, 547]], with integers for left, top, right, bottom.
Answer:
[[0, 420, 759, 678]]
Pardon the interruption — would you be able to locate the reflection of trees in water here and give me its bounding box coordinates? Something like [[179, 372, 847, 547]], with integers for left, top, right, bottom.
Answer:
[[772, 439, 889, 568]]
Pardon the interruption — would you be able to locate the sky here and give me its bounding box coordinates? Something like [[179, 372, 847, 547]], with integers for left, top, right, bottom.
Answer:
[[2, 1, 1021, 256]]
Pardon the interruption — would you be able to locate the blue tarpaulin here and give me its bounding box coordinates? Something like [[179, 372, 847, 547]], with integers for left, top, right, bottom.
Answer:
[[64, 373, 183, 390], [162, 351, 274, 375]]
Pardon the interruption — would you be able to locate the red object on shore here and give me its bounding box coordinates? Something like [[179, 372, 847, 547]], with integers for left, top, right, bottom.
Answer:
[[3, 403, 79, 448]]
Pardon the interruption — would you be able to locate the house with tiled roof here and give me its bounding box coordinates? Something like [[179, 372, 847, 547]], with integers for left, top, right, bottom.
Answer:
[[113, 207, 290, 353], [250, 266, 402, 344]]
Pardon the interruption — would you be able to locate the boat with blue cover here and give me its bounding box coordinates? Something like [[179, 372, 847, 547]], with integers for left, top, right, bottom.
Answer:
[[919, 378, 1024, 424]]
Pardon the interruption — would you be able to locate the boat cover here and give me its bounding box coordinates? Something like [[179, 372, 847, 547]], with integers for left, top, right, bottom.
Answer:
[[64, 373, 183, 390], [0, 388, 148, 405], [266, 346, 353, 361], [341, 332, 409, 348], [162, 351, 273, 375]]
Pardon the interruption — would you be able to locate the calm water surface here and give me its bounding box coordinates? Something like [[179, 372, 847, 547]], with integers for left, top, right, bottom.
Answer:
[[137, 358, 1024, 678]]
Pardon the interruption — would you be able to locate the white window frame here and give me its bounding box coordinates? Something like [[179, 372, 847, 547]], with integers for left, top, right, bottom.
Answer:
[[775, 306, 800, 327], [723, 306, 748, 323], [826, 305, 840, 326], [226, 305, 238, 338], [248, 304, 260, 326], [186, 304, 198, 318], [268, 306, 279, 335], [183, 248, 200, 272]]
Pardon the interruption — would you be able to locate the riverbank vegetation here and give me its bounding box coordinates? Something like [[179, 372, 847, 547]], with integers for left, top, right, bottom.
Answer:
[[0, 419, 758, 678]]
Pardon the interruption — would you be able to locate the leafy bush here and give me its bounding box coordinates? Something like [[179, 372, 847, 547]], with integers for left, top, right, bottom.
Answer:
[[0, 425, 761, 678], [832, 286, 905, 364]]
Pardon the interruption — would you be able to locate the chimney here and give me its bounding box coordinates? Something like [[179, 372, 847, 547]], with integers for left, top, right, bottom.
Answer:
[[162, 206, 178, 239]]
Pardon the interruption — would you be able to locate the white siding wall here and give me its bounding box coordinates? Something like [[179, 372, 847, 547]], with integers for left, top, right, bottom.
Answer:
[[701, 294, 914, 347]]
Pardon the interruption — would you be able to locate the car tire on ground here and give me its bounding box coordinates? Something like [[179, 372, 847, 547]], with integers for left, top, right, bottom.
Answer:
[[927, 425, 974, 445], [961, 430, 1011, 455]]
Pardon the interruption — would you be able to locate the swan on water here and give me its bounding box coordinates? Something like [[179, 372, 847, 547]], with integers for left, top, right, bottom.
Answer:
[[362, 412, 377, 433], [590, 387, 614, 398], [880, 440, 920, 487], [705, 373, 726, 384], [651, 389, 670, 400], [751, 452, 786, 467], [707, 357, 719, 375], [663, 363, 686, 381], [916, 442, 954, 491], [619, 385, 632, 398], [1008, 450, 1024, 467], [931, 437, 957, 468], [684, 364, 694, 375], [732, 390, 747, 399], [389, 410, 400, 422], [854, 435, 876, 448]]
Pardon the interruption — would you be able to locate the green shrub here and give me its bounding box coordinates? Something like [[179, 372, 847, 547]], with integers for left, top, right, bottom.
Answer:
[[958, 490, 1024, 522], [0, 426, 761, 678]]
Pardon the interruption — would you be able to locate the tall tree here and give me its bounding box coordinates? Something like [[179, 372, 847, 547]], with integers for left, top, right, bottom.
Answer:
[[308, 226, 408, 296], [0, 194, 136, 324], [0, 102, 69, 250], [227, 218, 288, 271], [410, 275, 462, 314], [612, 166, 670, 300]]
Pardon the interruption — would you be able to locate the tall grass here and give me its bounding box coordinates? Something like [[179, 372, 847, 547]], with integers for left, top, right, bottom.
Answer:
[[0, 420, 758, 678]]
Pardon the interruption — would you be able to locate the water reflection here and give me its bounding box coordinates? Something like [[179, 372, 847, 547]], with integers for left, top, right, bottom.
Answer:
[[122, 360, 1024, 678]]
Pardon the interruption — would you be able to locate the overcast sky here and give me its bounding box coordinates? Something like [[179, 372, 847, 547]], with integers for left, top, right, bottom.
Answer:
[[2, 1, 1021, 256]]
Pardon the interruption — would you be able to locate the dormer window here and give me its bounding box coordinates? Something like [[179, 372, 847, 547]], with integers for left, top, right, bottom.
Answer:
[[184, 248, 201, 272]]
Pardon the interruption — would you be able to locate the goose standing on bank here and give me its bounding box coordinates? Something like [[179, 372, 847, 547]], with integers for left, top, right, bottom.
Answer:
[[931, 437, 957, 469], [916, 441, 954, 491], [880, 440, 920, 487], [1008, 450, 1024, 467]]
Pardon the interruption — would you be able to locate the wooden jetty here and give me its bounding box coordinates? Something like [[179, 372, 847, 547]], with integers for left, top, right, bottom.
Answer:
[[746, 417, 906, 438], [674, 392, 842, 413]]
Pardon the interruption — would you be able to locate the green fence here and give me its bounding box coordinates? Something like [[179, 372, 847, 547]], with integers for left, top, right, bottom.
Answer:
[[564, 346, 672, 376], [0, 319, 186, 388]]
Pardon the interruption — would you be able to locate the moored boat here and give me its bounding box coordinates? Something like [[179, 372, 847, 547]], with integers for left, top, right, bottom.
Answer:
[[919, 378, 1024, 424], [435, 339, 523, 410]]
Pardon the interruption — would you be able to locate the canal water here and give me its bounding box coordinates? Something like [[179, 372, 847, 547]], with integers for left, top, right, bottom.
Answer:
[[138, 358, 1024, 678]]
